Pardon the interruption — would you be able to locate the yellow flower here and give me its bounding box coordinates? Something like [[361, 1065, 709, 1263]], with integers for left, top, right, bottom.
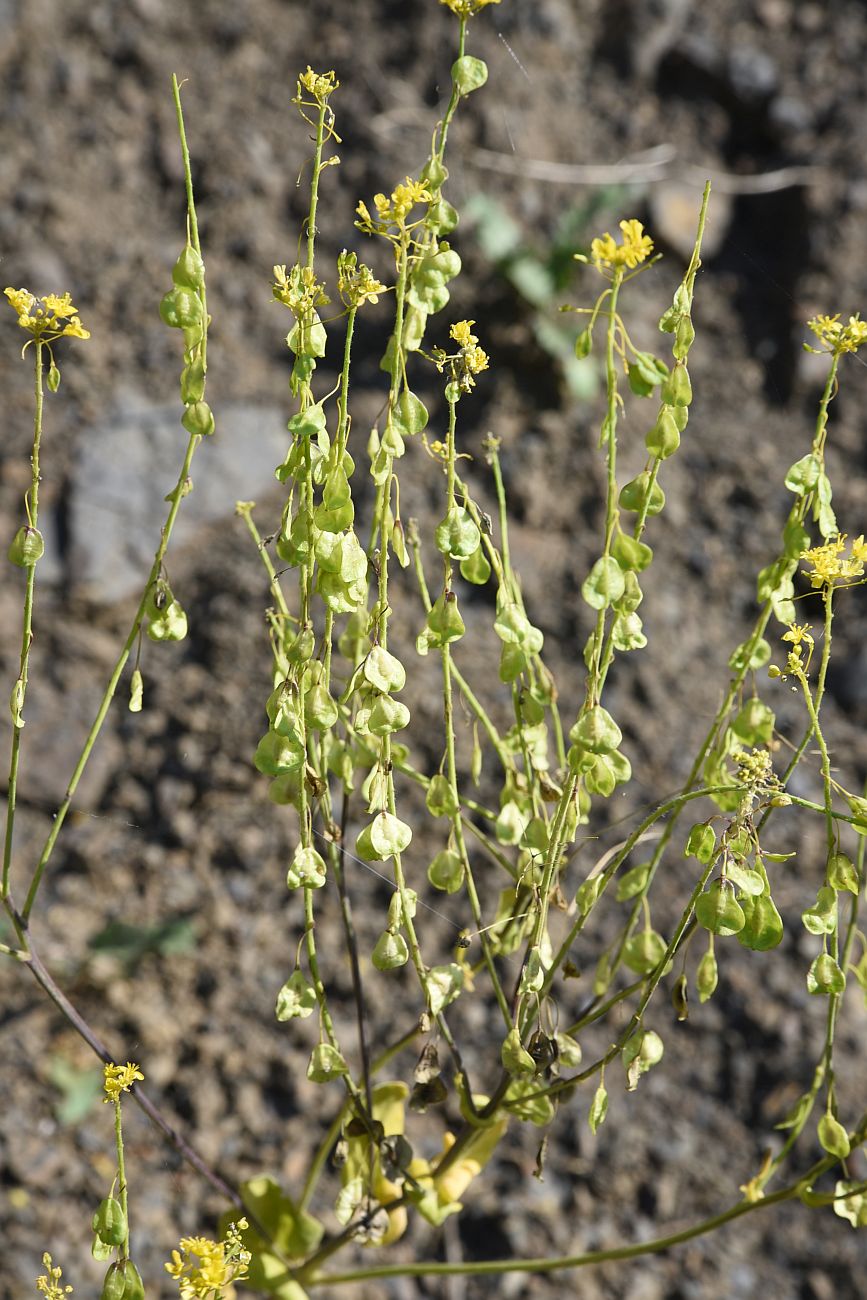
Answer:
[[781, 622, 814, 650], [337, 250, 387, 308], [356, 178, 432, 236], [297, 67, 339, 103], [801, 534, 867, 588], [271, 264, 329, 317], [448, 320, 490, 390], [439, 0, 502, 15], [4, 287, 90, 340], [807, 312, 867, 355], [103, 1061, 144, 1103], [589, 219, 654, 273], [165, 1220, 251, 1300]]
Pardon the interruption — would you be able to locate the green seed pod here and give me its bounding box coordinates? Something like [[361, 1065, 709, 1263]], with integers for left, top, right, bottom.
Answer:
[[569, 704, 622, 754], [8, 525, 44, 567], [645, 406, 681, 459], [426, 774, 459, 818], [426, 195, 459, 234], [623, 929, 667, 974], [574, 328, 593, 359], [146, 598, 188, 642], [452, 54, 488, 94], [364, 645, 406, 693], [827, 851, 860, 895], [673, 315, 695, 360], [460, 543, 491, 585], [616, 862, 651, 902], [180, 357, 206, 404], [421, 156, 448, 189], [286, 845, 327, 890], [92, 1196, 127, 1247], [501, 1027, 536, 1076], [818, 1113, 851, 1159], [695, 881, 745, 936], [305, 682, 339, 731], [697, 947, 718, 1002], [663, 362, 692, 407], [806, 952, 846, 996], [172, 243, 205, 289], [435, 505, 481, 560], [308, 1043, 348, 1082], [275, 969, 317, 1020], [47, 362, 61, 393], [738, 893, 784, 950], [619, 471, 665, 516], [611, 532, 653, 573], [159, 285, 203, 330], [367, 694, 410, 737], [372, 929, 409, 970], [425, 591, 465, 646], [673, 402, 689, 432], [181, 400, 215, 437], [427, 849, 464, 893], [254, 729, 305, 777], [672, 974, 689, 1021], [100, 1264, 126, 1300], [588, 1081, 608, 1133]]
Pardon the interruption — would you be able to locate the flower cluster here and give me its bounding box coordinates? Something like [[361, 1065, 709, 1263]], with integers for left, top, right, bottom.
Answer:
[[103, 1061, 144, 1103], [272, 264, 330, 318], [165, 1220, 251, 1299], [439, 0, 502, 15], [447, 319, 489, 391], [337, 250, 387, 308], [807, 313, 867, 355], [588, 219, 654, 273], [4, 288, 90, 341], [356, 178, 432, 236], [732, 747, 779, 794], [295, 67, 339, 104], [800, 534, 867, 589], [35, 1254, 72, 1299]]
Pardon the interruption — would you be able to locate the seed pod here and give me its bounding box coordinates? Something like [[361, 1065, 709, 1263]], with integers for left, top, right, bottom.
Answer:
[[673, 315, 695, 360], [827, 852, 859, 895], [100, 1264, 126, 1300], [619, 471, 665, 516], [623, 929, 667, 974], [452, 55, 488, 95], [47, 362, 61, 392], [663, 363, 692, 407], [372, 929, 409, 970], [92, 1196, 127, 1247], [645, 406, 681, 459], [569, 704, 622, 754], [501, 1027, 536, 1076], [180, 357, 206, 404], [697, 948, 718, 1002], [308, 1043, 348, 1082], [181, 400, 215, 437], [695, 881, 745, 936], [8, 525, 44, 567], [427, 849, 464, 893], [172, 243, 205, 289], [818, 1113, 851, 1159], [575, 328, 593, 358], [672, 974, 689, 1021], [425, 774, 459, 818], [159, 286, 203, 330], [421, 156, 448, 189]]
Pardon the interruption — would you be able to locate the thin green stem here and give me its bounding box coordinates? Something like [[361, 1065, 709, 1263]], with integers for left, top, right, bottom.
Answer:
[[23, 431, 201, 922], [114, 1098, 130, 1256], [2, 340, 44, 906]]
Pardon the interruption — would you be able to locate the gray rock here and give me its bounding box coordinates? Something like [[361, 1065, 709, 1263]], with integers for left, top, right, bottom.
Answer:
[[69, 396, 288, 601]]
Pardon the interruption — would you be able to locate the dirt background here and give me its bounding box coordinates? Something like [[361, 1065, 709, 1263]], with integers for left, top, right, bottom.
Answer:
[[2, 0, 867, 1297]]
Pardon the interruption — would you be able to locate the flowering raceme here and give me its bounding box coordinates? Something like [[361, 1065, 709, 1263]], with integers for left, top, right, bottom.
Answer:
[[589, 219, 654, 272], [4, 288, 90, 340], [807, 313, 867, 355]]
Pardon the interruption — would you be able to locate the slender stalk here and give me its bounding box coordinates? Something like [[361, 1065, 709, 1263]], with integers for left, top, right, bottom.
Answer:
[[2, 340, 45, 907], [113, 1098, 130, 1256]]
